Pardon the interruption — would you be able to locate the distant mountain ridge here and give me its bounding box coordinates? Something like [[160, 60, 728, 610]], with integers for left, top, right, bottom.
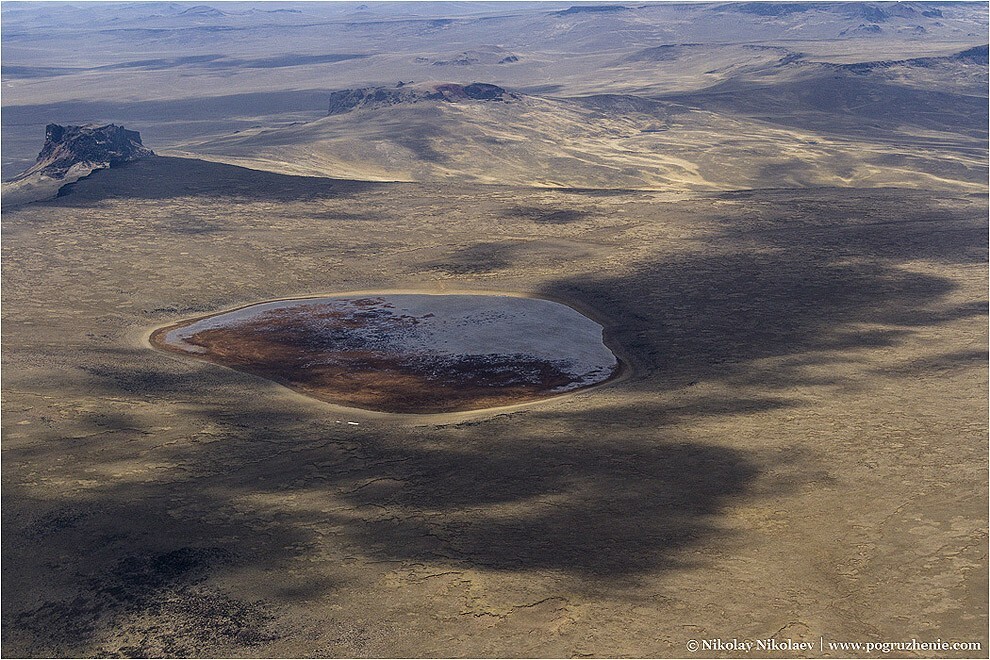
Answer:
[[826, 44, 989, 73], [728, 2, 945, 21]]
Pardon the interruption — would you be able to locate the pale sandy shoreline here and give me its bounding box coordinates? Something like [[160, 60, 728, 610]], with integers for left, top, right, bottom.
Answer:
[[140, 287, 638, 424]]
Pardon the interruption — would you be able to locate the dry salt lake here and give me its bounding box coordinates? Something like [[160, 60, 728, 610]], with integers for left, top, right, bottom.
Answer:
[[151, 293, 620, 413]]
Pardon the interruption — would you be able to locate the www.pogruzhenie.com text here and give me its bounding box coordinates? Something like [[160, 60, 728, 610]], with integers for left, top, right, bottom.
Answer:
[[685, 637, 984, 654]]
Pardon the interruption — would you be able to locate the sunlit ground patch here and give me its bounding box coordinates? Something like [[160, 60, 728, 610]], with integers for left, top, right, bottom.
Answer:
[[150, 294, 620, 413]]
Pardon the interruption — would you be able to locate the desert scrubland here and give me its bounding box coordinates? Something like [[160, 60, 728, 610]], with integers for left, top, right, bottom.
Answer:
[[2, 2, 987, 657]]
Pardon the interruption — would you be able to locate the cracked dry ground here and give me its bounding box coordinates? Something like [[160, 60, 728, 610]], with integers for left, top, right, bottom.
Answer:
[[2, 158, 987, 657]]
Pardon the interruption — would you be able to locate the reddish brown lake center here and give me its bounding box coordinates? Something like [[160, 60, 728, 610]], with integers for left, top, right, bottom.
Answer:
[[150, 294, 619, 414]]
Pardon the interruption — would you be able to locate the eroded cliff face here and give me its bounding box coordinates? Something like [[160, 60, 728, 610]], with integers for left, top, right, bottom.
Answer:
[[3, 123, 153, 205], [19, 123, 154, 180], [328, 82, 514, 115]]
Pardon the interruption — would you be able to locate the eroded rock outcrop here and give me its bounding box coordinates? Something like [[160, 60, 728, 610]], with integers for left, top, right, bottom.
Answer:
[[328, 82, 515, 115], [3, 123, 153, 205], [18, 123, 153, 181]]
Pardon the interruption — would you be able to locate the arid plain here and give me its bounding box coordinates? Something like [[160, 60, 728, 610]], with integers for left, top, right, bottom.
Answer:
[[2, 2, 988, 657]]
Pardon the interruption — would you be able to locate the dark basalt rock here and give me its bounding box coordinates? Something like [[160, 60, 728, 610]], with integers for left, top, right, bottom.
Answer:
[[16, 123, 153, 181], [431, 55, 479, 66], [327, 82, 514, 115], [954, 45, 989, 65], [838, 23, 883, 36], [462, 83, 507, 100]]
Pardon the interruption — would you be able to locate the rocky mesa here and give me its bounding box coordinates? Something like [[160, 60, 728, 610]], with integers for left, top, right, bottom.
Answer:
[[328, 81, 515, 115], [3, 123, 153, 205]]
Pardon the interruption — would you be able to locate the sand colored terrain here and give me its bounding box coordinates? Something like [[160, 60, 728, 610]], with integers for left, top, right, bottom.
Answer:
[[2, 2, 987, 657], [2, 157, 986, 657], [3, 4, 986, 181], [165, 63, 988, 192]]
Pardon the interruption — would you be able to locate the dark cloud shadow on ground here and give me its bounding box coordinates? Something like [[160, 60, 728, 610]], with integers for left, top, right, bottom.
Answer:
[[3, 187, 986, 655], [3, 53, 367, 79], [657, 75, 989, 140], [2, 90, 332, 127], [49, 156, 385, 204]]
